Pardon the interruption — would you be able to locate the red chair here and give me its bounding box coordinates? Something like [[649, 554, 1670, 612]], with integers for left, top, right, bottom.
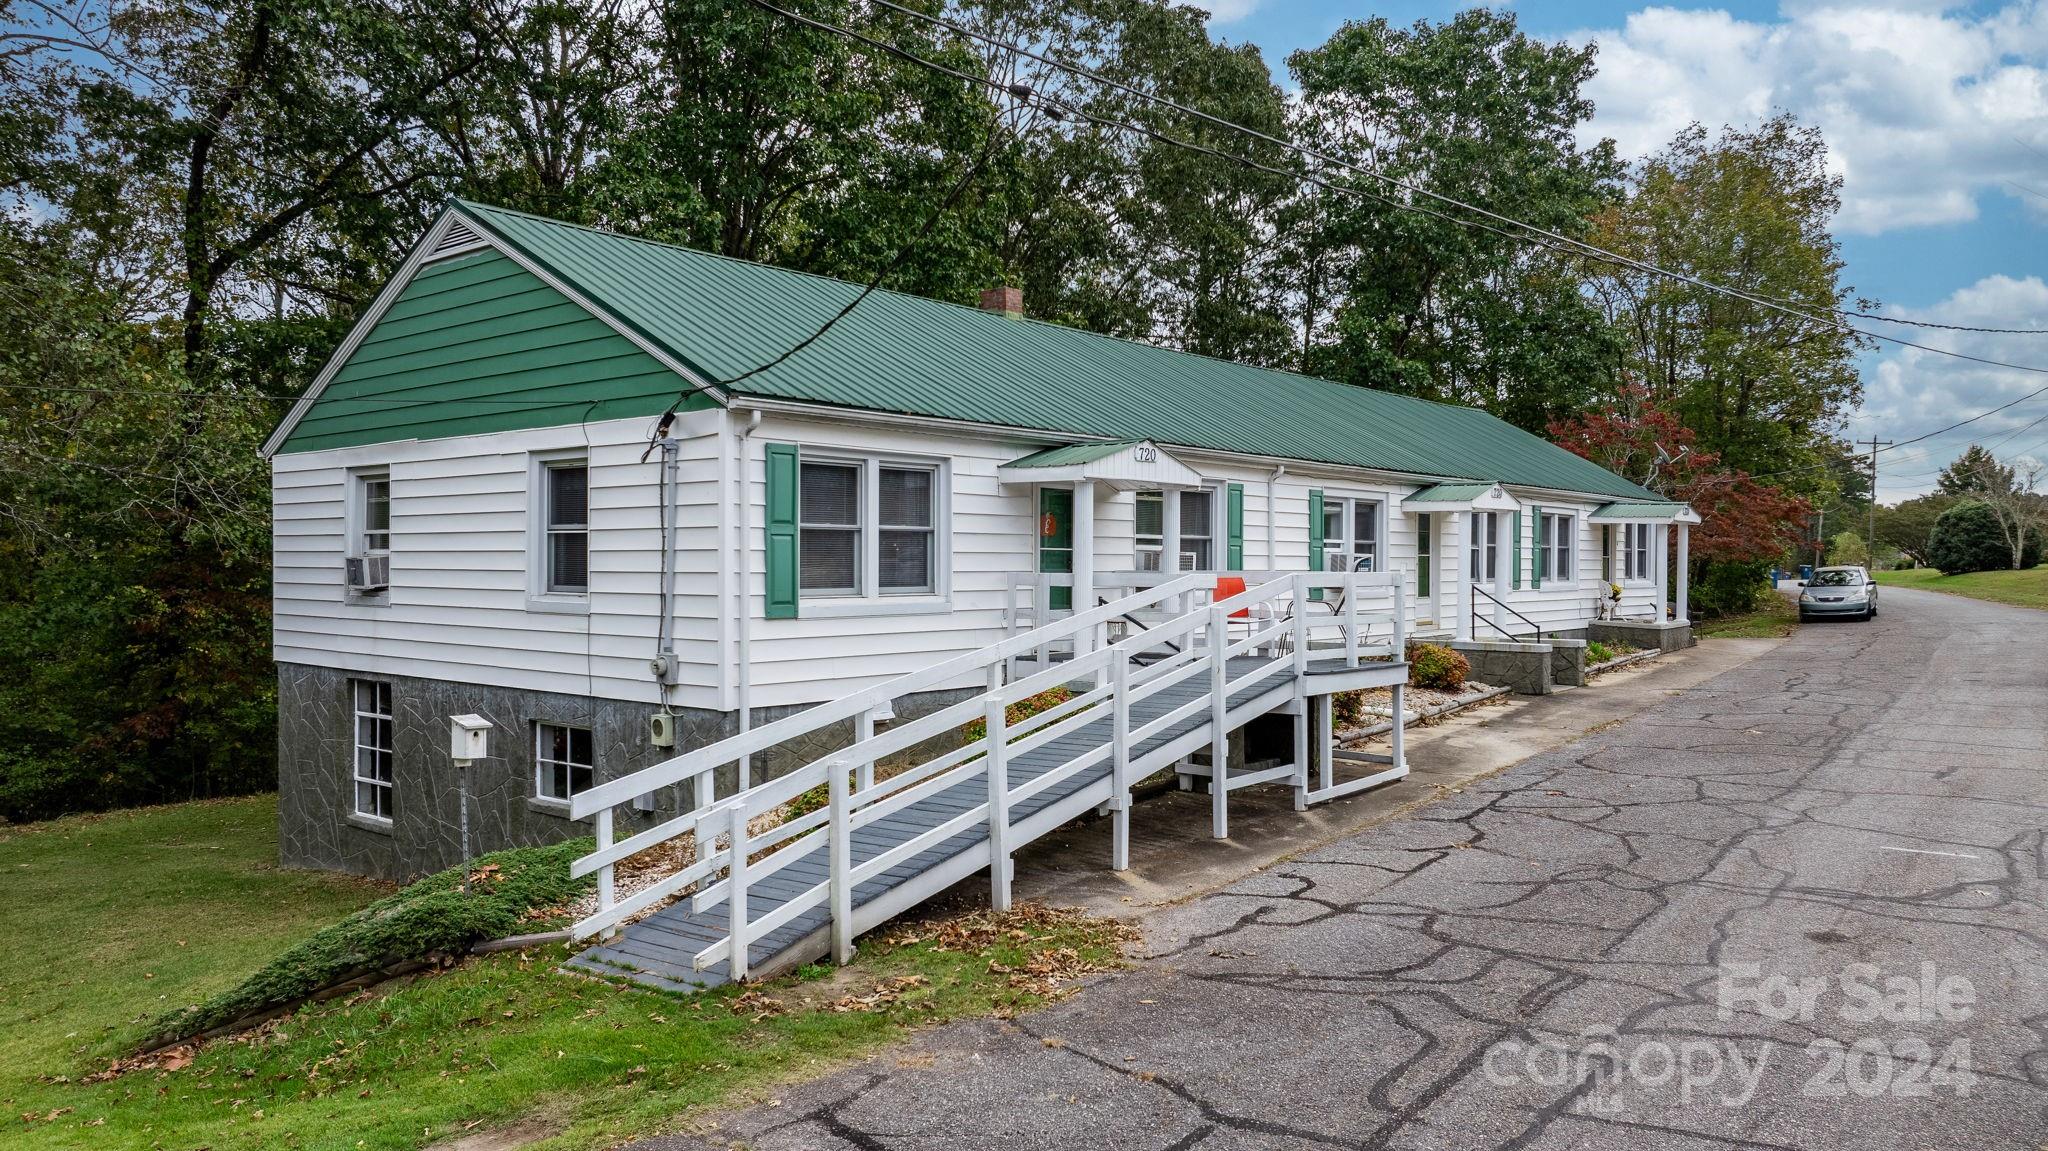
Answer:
[[1213, 575, 1249, 618]]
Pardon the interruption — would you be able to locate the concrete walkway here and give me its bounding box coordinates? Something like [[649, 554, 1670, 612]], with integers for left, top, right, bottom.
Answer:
[[633, 588, 2048, 1150], [1010, 635, 1778, 918]]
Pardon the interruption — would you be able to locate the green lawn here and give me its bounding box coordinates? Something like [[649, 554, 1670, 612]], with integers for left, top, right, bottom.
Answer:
[[1876, 566, 2048, 611], [1, 797, 1132, 1150], [1694, 592, 1800, 639]]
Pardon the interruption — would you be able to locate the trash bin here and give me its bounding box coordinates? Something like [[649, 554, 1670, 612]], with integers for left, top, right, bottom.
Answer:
[[1798, 564, 1814, 582]]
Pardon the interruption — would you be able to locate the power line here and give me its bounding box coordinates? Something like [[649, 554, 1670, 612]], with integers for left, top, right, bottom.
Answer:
[[865, 0, 2048, 342], [752, 0, 2048, 479]]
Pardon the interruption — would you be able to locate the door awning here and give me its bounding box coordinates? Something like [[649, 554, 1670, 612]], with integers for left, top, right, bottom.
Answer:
[[1589, 501, 1702, 524], [997, 439, 1204, 492], [1402, 481, 1519, 513]]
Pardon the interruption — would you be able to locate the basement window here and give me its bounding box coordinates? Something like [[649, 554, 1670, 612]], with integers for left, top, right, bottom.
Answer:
[[535, 722, 594, 801], [351, 679, 394, 822]]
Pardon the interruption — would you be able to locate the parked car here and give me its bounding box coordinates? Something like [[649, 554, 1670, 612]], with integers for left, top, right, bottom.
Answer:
[[1798, 566, 1879, 621]]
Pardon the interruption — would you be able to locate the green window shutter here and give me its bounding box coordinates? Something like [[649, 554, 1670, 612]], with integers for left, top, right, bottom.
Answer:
[[764, 443, 799, 619], [1307, 489, 1324, 600], [1226, 483, 1245, 570], [1510, 510, 1523, 590], [1532, 507, 1544, 590]]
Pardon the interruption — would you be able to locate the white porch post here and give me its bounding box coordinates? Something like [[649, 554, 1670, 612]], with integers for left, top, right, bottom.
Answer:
[[1074, 479, 1097, 663], [1492, 509, 1513, 634], [1674, 522, 1690, 624], [1454, 513, 1473, 641], [1654, 522, 1671, 621], [1161, 488, 1182, 570]]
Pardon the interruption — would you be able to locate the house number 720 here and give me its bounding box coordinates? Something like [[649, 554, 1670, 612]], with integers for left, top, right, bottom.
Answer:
[[1132, 445, 1157, 462]]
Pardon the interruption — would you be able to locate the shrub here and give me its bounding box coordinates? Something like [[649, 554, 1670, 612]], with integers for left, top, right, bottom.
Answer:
[[143, 838, 593, 1048], [1405, 642, 1468, 691], [960, 687, 1075, 743], [1689, 560, 1772, 618], [1586, 641, 1614, 664], [1828, 531, 1871, 568], [1928, 500, 2041, 574]]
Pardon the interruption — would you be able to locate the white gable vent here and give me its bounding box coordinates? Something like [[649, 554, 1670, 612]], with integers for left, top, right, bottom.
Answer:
[[426, 219, 486, 261]]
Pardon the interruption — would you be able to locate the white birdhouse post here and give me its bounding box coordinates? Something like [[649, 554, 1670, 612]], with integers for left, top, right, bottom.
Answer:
[[448, 715, 493, 875]]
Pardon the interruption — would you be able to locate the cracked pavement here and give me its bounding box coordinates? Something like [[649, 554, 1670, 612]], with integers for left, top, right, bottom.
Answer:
[[638, 588, 2048, 1150]]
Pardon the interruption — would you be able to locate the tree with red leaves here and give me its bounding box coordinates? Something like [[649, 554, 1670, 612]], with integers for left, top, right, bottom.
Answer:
[[1550, 386, 1811, 610]]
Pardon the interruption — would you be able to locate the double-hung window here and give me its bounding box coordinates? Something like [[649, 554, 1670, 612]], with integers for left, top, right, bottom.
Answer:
[[543, 460, 589, 594], [1623, 522, 1652, 581], [1542, 513, 1575, 582], [357, 473, 390, 555], [799, 457, 940, 598], [1320, 496, 1382, 573], [1133, 489, 1215, 571], [535, 722, 594, 802], [1468, 511, 1499, 581], [352, 679, 394, 821]]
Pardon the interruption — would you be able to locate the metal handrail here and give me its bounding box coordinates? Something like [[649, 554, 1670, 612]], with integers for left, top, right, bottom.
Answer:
[[1472, 585, 1546, 642]]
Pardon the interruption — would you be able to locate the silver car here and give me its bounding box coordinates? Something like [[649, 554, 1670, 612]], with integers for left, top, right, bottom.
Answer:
[[1798, 566, 1879, 621]]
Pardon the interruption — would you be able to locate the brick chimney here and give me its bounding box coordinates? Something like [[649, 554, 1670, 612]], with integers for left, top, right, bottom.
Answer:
[[979, 285, 1023, 318]]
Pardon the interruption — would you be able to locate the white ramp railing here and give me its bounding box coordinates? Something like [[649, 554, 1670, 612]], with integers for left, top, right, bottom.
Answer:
[[570, 569, 1408, 979]]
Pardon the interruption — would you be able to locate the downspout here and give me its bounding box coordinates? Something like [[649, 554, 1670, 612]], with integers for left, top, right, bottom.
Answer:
[[1266, 466, 1286, 569], [734, 408, 764, 791]]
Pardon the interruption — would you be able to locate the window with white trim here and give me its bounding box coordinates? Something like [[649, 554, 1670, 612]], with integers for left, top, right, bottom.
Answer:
[[800, 457, 940, 597], [1542, 513, 1575, 582], [1320, 496, 1383, 573], [351, 680, 394, 821], [543, 460, 589, 594], [355, 472, 390, 555], [1623, 522, 1652, 580], [1468, 511, 1499, 581], [1134, 489, 1216, 571], [535, 722, 594, 801]]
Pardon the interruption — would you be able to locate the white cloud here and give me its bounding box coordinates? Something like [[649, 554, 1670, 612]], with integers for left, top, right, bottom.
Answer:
[[1200, 0, 1263, 25], [1846, 274, 2048, 498], [1573, 3, 2048, 234]]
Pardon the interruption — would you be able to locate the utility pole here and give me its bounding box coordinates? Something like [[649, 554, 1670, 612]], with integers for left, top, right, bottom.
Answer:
[[1864, 435, 1893, 562]]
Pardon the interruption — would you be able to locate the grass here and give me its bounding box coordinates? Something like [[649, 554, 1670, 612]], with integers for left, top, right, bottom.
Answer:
[[1, 797, 1135, 1150], [1876, 566, 2048, 612], [1694, 592, 1800, 639]]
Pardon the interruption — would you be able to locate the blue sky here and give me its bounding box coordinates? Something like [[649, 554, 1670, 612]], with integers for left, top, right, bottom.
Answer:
[[1209, 1, 2048, 498]]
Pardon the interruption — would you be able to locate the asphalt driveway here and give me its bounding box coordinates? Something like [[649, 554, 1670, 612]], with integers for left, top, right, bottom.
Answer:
[[645, 587, 2048, 1151]]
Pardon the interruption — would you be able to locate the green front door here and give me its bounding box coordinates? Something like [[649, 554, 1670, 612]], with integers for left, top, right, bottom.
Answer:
[[1038, 487, 1073, 611], [1417, 513, 1432, 598]]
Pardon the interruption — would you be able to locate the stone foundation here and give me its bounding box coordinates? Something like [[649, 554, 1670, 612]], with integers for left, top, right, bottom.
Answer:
[[1448, 640, 1555, 695], [276, 663, 975, 880], [1588, 619, 1694, 654], [1548, 639, 1588, 688]]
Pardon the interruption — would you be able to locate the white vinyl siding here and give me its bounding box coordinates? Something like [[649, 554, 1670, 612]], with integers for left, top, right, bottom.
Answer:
[[272, 410, 727, 710]]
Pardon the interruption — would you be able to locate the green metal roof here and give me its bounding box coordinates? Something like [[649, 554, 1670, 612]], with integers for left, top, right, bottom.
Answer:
[[1405, 481, 1497, 503], [1002, 441, 1146, 468], [343, 201, 1658, 500], [1590, 501, 1692, 521]]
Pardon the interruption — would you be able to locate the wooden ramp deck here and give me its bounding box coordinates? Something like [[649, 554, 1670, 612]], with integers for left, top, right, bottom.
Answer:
[[568, 655, 1396, 992]]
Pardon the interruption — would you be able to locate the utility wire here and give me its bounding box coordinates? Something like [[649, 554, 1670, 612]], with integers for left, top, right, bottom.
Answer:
[[868, 0, 2048, 341], [755, 0, 2048, 473]]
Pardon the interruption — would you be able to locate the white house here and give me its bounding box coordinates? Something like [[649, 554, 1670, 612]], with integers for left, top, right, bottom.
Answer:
[[265, 199, 1697, 884]]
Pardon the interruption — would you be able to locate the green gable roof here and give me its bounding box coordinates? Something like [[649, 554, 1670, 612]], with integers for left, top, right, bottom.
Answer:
[[283, 199, 1658, 502], [1590, 502, 1695, 522], [1406, 482, 1497, 504], [1002, 441, 1146, 468]]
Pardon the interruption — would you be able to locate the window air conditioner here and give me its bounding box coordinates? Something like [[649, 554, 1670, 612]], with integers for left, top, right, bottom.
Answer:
[[346, 554, 390, 593]]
